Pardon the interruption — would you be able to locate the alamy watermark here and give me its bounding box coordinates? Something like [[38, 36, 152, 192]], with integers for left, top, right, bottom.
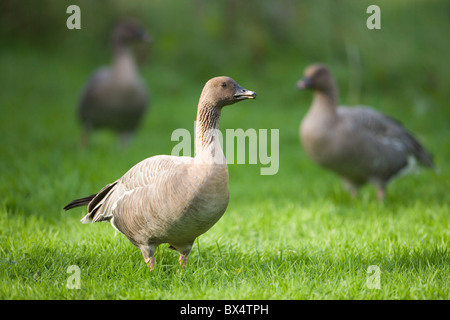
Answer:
[[67, 5, 381, 31], [366, 265, 381, 289], [65, 2, 381, 288], [366, 5, 381, 30], [64, 263, 382, 291], [66, 5, 81, 30], [171, 122, 279, 175], [66, 265, 81, 289]]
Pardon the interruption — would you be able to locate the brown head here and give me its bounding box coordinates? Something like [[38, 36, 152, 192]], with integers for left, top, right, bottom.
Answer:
[[195, 76, 257, 154], [112, 19, 152, 47], [199, 76, 257, 109], [297, 63, 336, 93]]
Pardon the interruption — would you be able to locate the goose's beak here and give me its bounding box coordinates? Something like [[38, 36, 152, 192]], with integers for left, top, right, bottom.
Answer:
[[297, 77, 312, 89], [234, 85, 257, 100]]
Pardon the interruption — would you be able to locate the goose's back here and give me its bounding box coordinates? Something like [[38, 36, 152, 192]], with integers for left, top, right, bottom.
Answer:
[[301, 105, 429, 184], [79, 67, 148, 132]]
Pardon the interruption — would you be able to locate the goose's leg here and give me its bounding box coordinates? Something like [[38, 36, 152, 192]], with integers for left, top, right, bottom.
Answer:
[[80, 125, 92, 149], [373, 180, 387, 202], [377, 188, 386, 202], [140, 245, 157, 270], [175, 242, 193, 269], [342, 178, 359, 198], [349, 189, 358, 199], [119, 131, 134, 150], [178, 255, 188, 269], [145, 257, 156, 270]]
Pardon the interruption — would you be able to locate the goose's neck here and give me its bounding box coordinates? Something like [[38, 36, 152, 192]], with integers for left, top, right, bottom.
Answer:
[[311, 86, 338, 115], [111, 45, 137, 81], [194, 103, 223, 161]]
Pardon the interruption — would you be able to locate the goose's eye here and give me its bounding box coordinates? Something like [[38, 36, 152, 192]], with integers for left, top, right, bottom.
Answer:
[[221, 82, 227, 88]]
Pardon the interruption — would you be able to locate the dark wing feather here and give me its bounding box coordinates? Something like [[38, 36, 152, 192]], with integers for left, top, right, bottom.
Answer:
[[339, 106, 434, 168], [63, 194, 96, 211], [63, 181, 118, 222]]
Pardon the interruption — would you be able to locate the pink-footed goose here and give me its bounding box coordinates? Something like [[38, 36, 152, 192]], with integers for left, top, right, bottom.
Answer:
[[297, 63, 434, 201], [79, 19, 151, 148], [64, 76, 257, 269]]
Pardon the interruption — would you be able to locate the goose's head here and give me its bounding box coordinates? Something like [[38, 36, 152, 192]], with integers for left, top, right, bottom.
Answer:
[[200, 76, 257, 108], [112, 19, 152, 46], [297, 63, 335, 93]]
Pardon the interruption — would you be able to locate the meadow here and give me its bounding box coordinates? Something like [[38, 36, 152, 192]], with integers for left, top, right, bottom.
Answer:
[[0, 1, 449, 300]]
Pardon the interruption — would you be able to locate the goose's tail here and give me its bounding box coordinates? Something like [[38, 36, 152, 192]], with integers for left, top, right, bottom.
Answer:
[[63, 182, 118, 224], [63, 194, 96, 211]]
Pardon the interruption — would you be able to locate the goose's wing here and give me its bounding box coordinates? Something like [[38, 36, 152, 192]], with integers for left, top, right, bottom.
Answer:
[[82, 155, 192, 223], [338, 106, 434, 168], [79, 67, 110, 109]]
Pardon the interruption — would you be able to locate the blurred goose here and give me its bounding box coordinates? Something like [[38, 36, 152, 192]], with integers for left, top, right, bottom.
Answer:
[[79, 19, 151, 148], [64, 76, 257, 269], [297, 63, 434, 201]]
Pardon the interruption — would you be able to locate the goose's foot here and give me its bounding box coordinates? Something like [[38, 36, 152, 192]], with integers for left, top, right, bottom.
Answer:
[[178, 254, 188, 269], [377, 188, 385, 202], [145, 257, 156, 270]]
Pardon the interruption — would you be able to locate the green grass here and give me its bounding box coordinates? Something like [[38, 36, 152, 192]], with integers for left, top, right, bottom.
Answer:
[[1, 196, 449, 299], [1, 1, 449, 300]]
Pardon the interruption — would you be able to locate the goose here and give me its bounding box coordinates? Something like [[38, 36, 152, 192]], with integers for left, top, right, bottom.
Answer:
[[64, 76, 257, 269], [297, 63, 434, 201], [79, 19, 151, 148]]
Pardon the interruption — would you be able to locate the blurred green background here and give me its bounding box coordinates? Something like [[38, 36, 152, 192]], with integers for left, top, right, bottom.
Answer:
[[1, 0, 449, 205], [2, 0, 449, 94], [1, 0, 449, 220]]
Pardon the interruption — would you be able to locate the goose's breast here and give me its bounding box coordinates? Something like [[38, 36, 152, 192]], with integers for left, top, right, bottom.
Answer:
[[300, 114, 337, 164], [148, 164, 229, 244]]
